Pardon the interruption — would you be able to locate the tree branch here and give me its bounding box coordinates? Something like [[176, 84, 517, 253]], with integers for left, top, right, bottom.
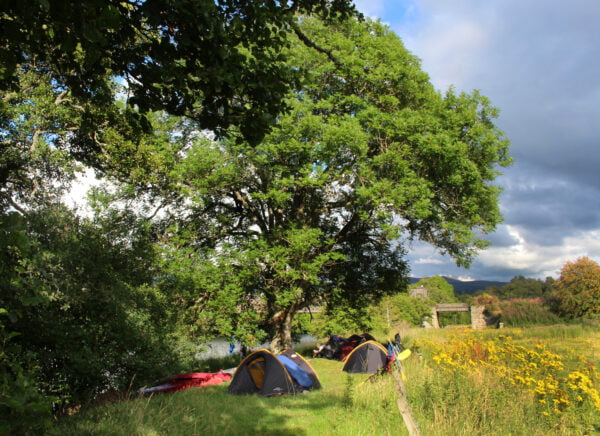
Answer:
[[291, 23, 343, 69], [8, 196, 28, 216]]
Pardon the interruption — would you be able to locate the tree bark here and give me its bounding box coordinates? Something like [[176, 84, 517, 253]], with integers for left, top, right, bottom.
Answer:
[[269, 306, 296, 353]]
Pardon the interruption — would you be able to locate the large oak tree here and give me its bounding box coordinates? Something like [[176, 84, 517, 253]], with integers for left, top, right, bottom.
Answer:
[[150, 17, 512, 351]]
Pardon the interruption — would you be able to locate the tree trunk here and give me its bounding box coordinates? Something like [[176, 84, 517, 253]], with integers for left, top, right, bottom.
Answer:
[[269, 306, 296, 353]]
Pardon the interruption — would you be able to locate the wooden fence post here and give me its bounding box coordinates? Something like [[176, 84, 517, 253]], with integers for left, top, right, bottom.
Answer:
[[392, 366, 421, 436]]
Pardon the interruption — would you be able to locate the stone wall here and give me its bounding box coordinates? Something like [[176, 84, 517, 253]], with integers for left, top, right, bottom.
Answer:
[[470, 305, 487, 329], [428, 304, 487, 329]]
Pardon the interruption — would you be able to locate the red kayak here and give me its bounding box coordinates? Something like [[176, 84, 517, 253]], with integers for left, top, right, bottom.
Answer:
[[139, 371, 232, 395]]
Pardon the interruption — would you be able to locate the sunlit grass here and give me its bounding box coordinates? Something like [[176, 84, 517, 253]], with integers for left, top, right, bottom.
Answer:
[[49, 325, 599, 436], [50, 358, 406, 436]]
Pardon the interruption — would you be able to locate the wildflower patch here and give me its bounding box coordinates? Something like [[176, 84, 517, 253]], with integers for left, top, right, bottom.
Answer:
[[422, 331, 600, 418]]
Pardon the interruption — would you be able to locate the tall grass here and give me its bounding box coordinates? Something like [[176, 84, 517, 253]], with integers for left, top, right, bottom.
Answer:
[[49, 325, 600, 436], [49, 358, 406, 436], [407, 326, 600, 435]]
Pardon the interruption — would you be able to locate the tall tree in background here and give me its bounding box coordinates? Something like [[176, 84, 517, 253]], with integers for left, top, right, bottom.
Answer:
[[410, 276, 458, 303], [1, 0, 358, 143], [480, 275, 555, 299], [148, 17, 511, 351], [552, 256, 600, 318]]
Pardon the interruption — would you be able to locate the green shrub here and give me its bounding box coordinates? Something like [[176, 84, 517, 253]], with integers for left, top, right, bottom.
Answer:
[[499, 298, 562, 327]]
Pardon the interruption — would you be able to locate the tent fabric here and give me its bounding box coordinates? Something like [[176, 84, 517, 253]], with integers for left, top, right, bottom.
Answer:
[[278, 349, 322, 390], [228, 349, 299, 396], [276, 355, 313, 388], [138, 371, 231, 395], [342, 340, 389, 374], [248, 357, 266, 388]]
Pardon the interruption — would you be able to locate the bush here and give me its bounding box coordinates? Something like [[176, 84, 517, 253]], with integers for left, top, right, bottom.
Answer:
[[0, 317, 54, 434], [499, 298, 562, 327]]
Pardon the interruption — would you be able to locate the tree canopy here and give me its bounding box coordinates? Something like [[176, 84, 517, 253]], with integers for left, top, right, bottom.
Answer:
[[551, 256, 600, 318], [479, 275, 554, 299], [1, 0, 358, 143], [127, 17, 513, 351], [410, 276, 458, 303], [0, 69, 194, 432]]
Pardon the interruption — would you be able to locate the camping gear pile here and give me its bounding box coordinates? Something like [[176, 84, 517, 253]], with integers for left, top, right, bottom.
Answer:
[[314, 332, 408, 375], [313, 333, 376, 361]]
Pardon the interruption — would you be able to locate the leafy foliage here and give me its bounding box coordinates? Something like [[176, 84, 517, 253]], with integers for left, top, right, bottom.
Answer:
[[0, 213, 55, 434], [371, 294, 433, 330], [551, 257, 600, 319], [1, 0, 358, 143], [301, 303, 375, 339], [479, 275, 555, 300], [0, 67, 176, 217], [0, 68, 191, 424], [410, 276, 458, 304], [2, 206, 192, 411], [472, 293, 502, 318], [498, 298, 563, 327], [125, 17, 512, 351]]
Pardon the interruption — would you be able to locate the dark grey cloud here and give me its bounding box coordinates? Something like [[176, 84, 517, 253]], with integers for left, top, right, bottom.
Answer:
[[482, 225, 520, 248], [500, 163, 600, 245], [361, 1, 600, 280]]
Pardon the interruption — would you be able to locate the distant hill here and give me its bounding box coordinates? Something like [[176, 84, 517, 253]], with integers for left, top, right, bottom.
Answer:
[[409, 276, 507, 294]]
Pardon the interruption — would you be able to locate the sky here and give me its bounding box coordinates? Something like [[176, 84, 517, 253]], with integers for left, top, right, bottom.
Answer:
[[354, 0, 600, 282]]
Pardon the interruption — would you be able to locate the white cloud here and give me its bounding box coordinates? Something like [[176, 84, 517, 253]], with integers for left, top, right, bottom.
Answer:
[[410, 21, 489, 91], [414, 257, 446, 265], [477, 228, 600, 279]]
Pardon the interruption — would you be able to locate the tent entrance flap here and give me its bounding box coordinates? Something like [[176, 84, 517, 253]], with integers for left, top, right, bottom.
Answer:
[[248, 357, 266, 388]]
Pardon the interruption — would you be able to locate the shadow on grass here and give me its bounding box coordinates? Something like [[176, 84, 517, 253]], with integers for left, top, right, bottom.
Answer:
[[49, 380, 351, 436]]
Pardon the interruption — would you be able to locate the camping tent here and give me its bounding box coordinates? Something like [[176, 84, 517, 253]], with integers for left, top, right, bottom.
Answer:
[[342, 340, 389, 374], [340, 333, 376, 360], [228, 349, 321, 396]]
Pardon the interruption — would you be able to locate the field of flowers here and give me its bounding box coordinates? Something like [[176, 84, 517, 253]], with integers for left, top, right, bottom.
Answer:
[[404, 325, 600, 435]]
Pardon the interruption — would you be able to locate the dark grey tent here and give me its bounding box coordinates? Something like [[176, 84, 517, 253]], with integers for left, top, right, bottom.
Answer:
[[341, 340, 389, 374], [228, 349, 320, 396]]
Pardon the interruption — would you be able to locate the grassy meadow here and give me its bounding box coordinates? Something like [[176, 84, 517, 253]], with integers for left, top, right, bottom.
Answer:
[[50, 325, 599, 436]]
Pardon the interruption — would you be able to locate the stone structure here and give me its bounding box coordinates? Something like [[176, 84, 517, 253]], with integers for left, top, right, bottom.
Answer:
[[409, 286, 429, 299], [429, 303, 487, 329]]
